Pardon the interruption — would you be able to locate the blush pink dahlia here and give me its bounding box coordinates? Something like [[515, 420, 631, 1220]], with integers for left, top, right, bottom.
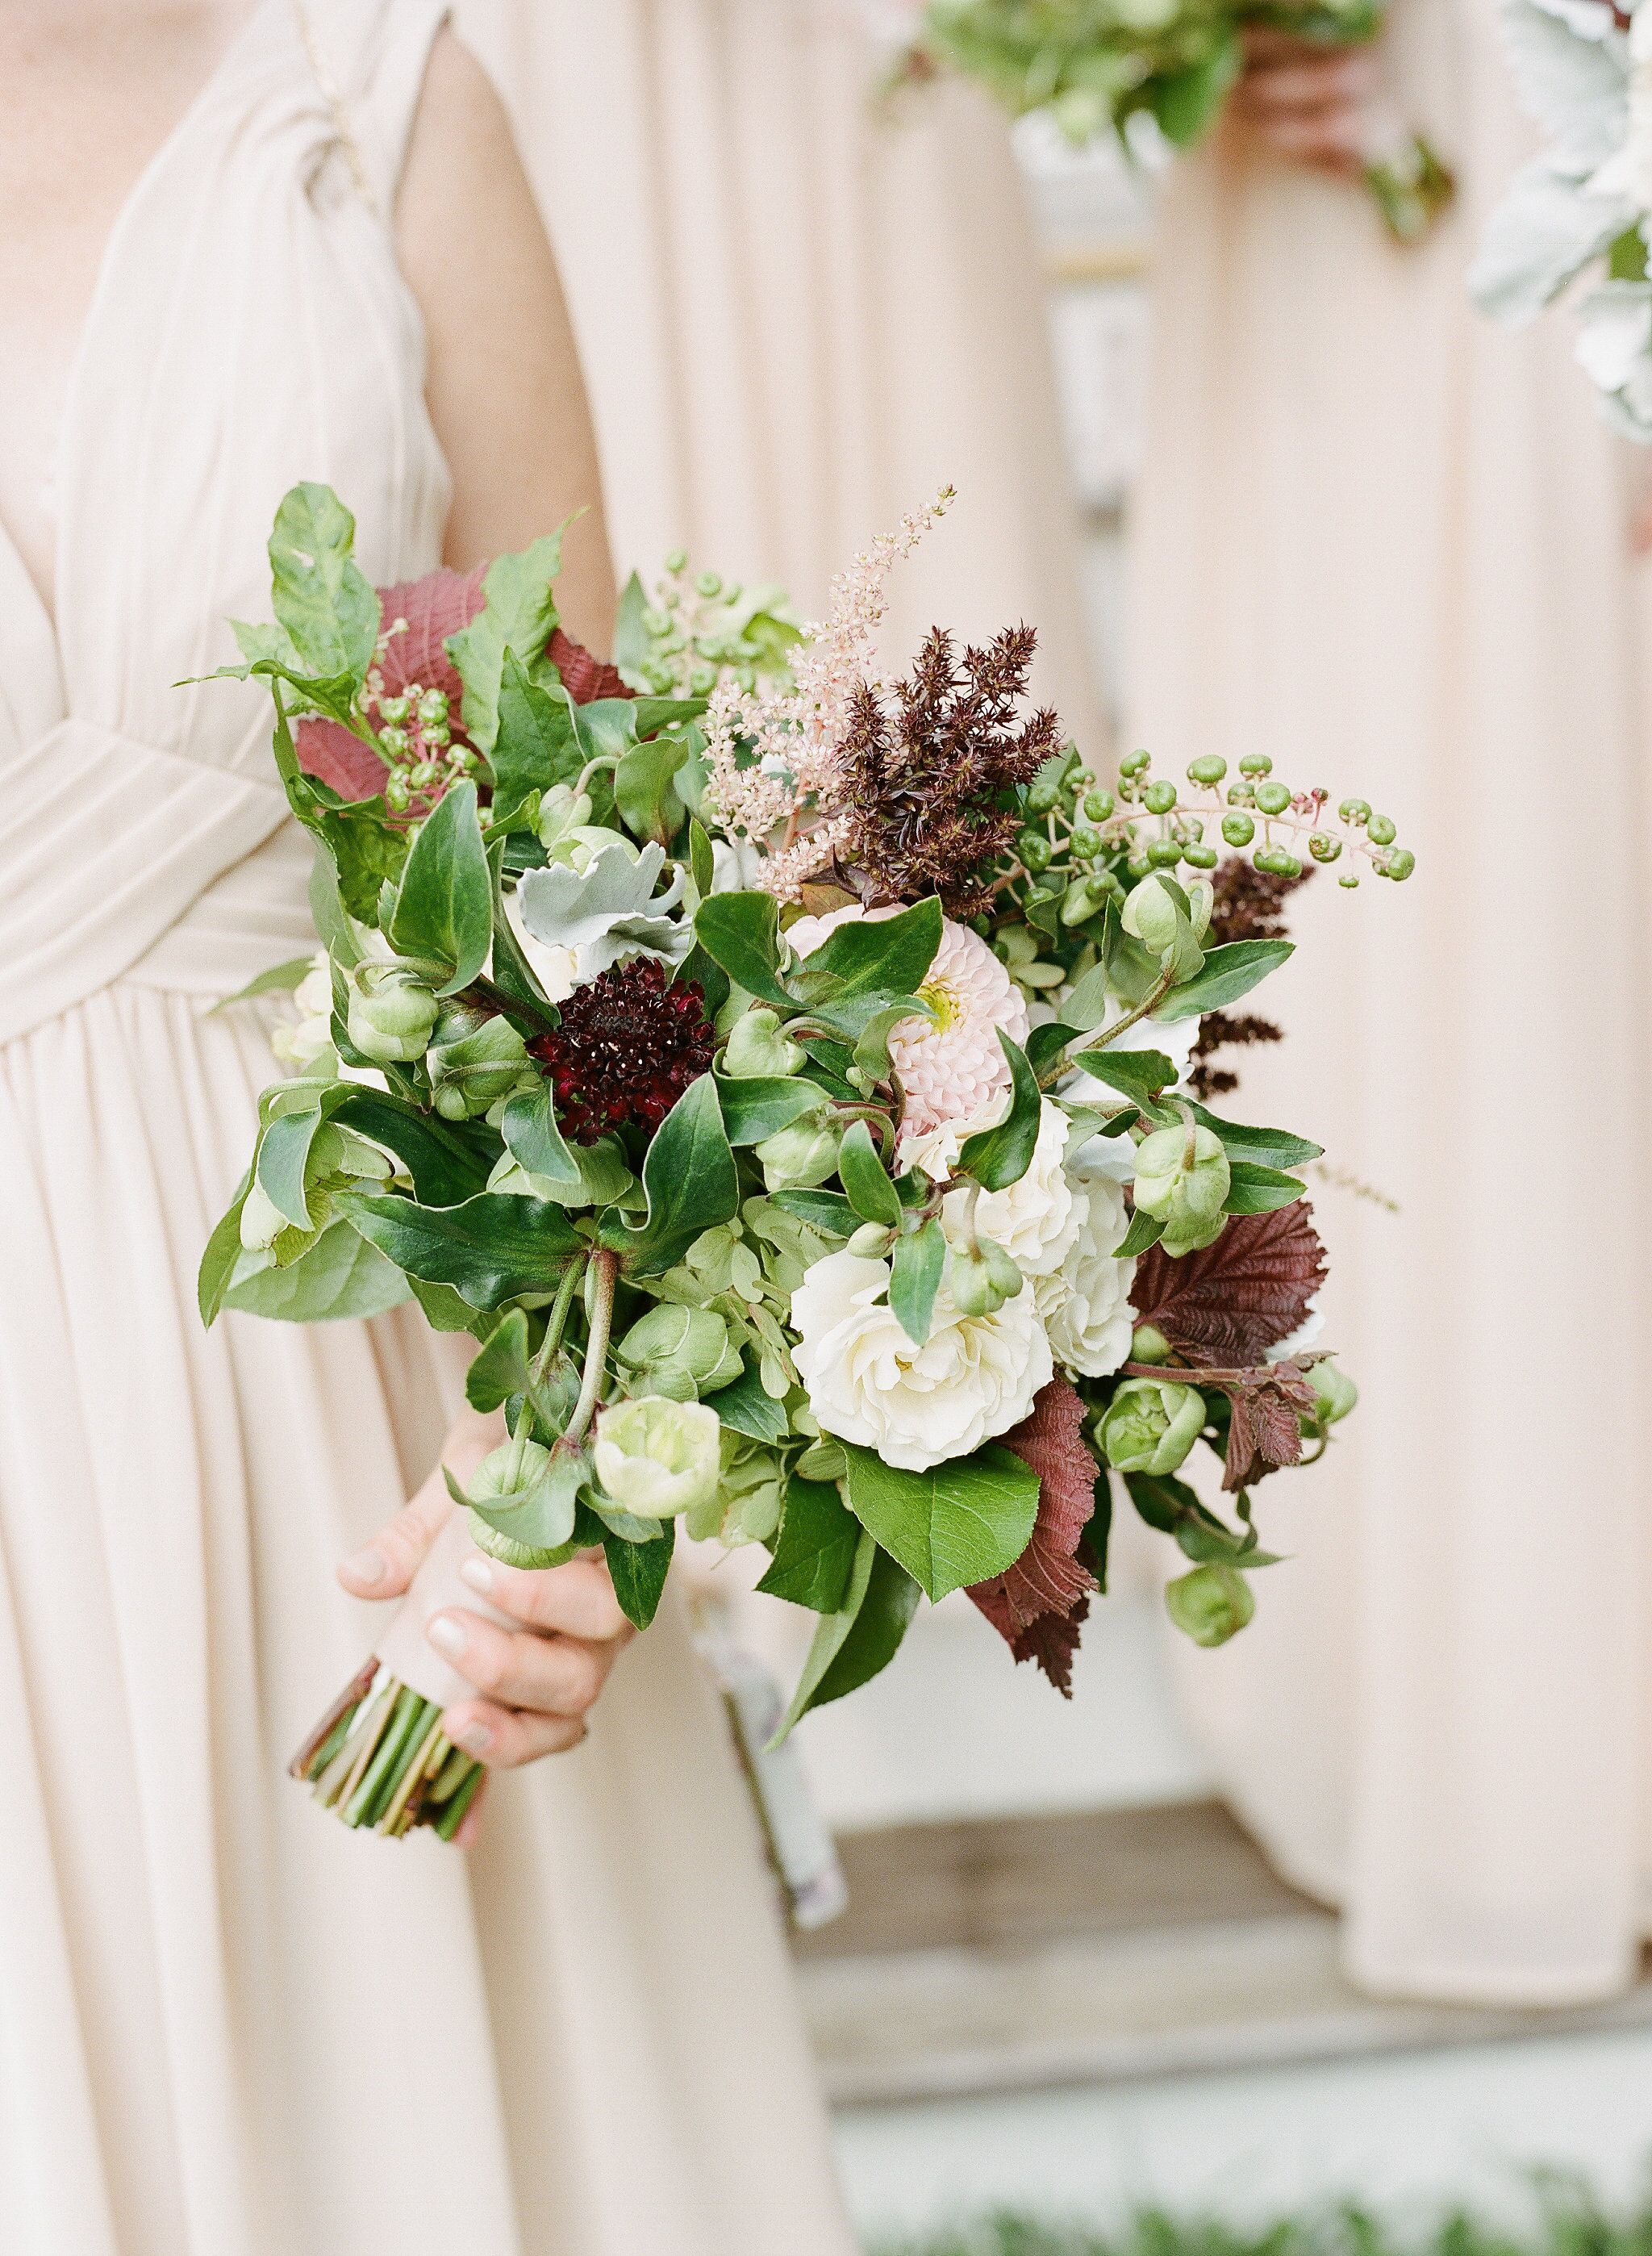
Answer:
[[786, 904, 1028, 1157]]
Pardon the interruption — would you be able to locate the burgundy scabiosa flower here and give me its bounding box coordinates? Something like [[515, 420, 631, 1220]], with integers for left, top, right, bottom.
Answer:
[[531, 959, 715, 1145]]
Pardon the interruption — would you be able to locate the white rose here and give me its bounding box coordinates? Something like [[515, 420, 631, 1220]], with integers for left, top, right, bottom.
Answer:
[[1034, 1174, 1137, 1379], [941, 1100, 1079, 1281], [790, 1251, 1051, 1473]]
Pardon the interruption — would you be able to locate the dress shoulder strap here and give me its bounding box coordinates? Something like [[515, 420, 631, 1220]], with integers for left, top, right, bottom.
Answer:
[[290, 0, 452, 217]]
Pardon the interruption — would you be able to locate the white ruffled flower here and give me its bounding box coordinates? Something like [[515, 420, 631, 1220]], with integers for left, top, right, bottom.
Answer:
[[1034, 1173, 1137, 1380], [785, 904, 1029, 1159], [270, 954, 336, 1072], [941, 1100, 1079, 1280], [790, 1250, 1051, 1473]]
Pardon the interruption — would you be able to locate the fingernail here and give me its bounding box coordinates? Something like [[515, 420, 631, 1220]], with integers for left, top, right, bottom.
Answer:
[[459, 1556, 494, 1597], [458, 1721, 493, 1757], [428, 1614, 468, 1659], [346, 1546, 386, 1587]]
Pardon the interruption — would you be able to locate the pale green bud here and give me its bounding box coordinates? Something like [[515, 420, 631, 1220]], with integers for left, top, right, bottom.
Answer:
[[1308, 1358, 1358, 1427], [346, 963, 440, 1063], [1165, 1564, 1255, 1648], [723, 1005, 806, 1080], [428, 1015, 532, 1121], [1133, 1123, 1231, 1258], [534, 783, 594, 852], [846, 1221, 895, 1259], [947, 1235, 1024, 1318], [616, 1305, 742, 1399], [594, 1396, 722, 1519], [1130, 1323, 1173, 1364], [1121, 873, 1182, 954], [469, 1438, 554, 1502], [757, 1117, 842, 1192], [1099, 1376, 1205, 1476]]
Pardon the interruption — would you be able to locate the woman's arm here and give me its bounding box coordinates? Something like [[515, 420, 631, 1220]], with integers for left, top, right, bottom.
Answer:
[[395, 29, 617, 650]]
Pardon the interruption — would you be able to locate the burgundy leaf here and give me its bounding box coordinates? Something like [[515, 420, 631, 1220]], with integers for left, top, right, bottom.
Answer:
[[1205, 1360, 1317, 1490], [295, 566, 485, 796], [968, 1379, 1099, 1696], [549, 628, 634, 706], [294, 723, 390, 804], [1130, 1201, 1327, 1368]]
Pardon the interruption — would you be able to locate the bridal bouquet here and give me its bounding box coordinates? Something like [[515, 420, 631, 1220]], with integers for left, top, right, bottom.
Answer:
[[202, 483, 1408, 1841], [1472, 0, 1652, 437], [882, 0, 1454, 243]]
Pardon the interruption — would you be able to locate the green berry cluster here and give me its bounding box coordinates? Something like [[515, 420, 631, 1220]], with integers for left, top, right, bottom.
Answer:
[[1113, 748, 1413, 889], [364, 631, 482, 817], [631, 552, 801, 699]]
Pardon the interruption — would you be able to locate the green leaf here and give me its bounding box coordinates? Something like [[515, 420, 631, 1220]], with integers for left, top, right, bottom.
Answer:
[[492, 652, 580, 830], [198, 1171, 252, 1326], [468, 1446, 586, 1556], [1066, 1046, 1177, 1113], [714, 1075, 825, 1147], [795, 896, 941, 999], [757, 1477, 860, 1612], [1146, 36, 1241, 144], [487, 852, 558, 1021], [1188, 1106, 1322, 1172], [502, 1084, 583, 1187], [957, 1034, 1041, 1192], [598, 1075, 739, 1277], [387, 779, 493, 995], [603, 1520, 676, 1631], [222, 1222, 411, 1322], [446, 531, 565, 757], [890, 1217, 946, 1347], [612, 570, 652, 686], [255, 1105, 327, 1230], [1118, 1206, 1166, 1257], [267, 483, 378, 684], [1158, 940, 1294, 1023], [408, 1275, 490, 1336], [686, 817, 715, 900], [694, 892, 793, 1007], [772, 1529, 920, 1741], [841, 1440, 1039, 1604], [854, 997, 932, 1084], [614, 729, 691, 847], [838, 1120, 902, 1226], [569, 696, 643, 764], [1223, 1162, 1307, 1216], [464, 1307, 536, 1414], [713, 1350, 791, 1445], [768, 1189, 857, 1235], [209, 955, 315, 1011], [327, 1090, 493, 1207], [337, 1190, 582, 1310]]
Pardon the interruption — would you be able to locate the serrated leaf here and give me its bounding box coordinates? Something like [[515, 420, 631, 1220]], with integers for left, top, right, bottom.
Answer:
[[1158, 939, 1293, 1022], [492, 651, 580, 830], [267, 483, 378, 684], [1129, 1201, 1328, 1367], [387, 779, 492, 995], [966, 1379, 1099, 1694], [841, 1440, 1040, 1604], [446, 531, 565, 756], [890, 1217, 945, 1346], [693, 892, 794, 1007], [757, 1477, 859, 1612], [957, 1034, 1041, 1192], [838, 1120, 902, 1226]]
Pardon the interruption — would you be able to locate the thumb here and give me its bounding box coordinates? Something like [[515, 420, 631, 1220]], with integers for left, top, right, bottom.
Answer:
[[338, 1468, 455, 1599]]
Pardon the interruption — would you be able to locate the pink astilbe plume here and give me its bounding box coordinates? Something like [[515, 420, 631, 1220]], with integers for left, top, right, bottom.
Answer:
[[703, 488, 954, 898], [968, 1377, 1100, 1696]]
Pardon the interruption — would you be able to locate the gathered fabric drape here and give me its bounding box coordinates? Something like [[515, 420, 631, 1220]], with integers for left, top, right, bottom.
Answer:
[[454, 0, 1108, 755], [0, 5, 857, 2249], [1128, 0, 1652, 2003]]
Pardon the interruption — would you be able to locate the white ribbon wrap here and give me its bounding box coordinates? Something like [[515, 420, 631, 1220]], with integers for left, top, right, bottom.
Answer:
[[373, 1510, 517, 1711]]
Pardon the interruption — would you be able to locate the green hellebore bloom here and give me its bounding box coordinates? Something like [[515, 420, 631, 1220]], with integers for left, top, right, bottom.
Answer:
[[534, 783, 594, 853], [722, 1005, 806, 1080], [615, 1304, 743, 1401], [1099, 1375, 1206, 1476], [757, 1116, 841, 1192], [1165, 1563, 1255, 1648], [593, 1396, 722, 1519], [1133, 1122, 1231, 1258], [946, 1235, 1024, 1319], [1121, 873, 1204, 980], [428, 1014, 532, 1121], [345, 962, 440, 1064]]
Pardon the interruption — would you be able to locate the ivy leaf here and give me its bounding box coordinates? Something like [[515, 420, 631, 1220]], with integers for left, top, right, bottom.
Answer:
[[693, 892, 794, 1007], [756, 1477, 859, 1612], [267, 483, 379, 684], [1206, 1360, 1319, 1491], [956, 1034, 1041, 1192], [771, 1529, 920, 1742], [966, 1379, 1099, 1695], [1129, 1201, 1328, 1367], [387, 779, 493, 994], [598, 1075, 739, 1276], [889, 1217, 946, 1346], [1158, 939, 1293, 1023], [603, 1520, 676, 1631], [338, 1190, 582, 1310], [841, 1440, 1039, 1603]]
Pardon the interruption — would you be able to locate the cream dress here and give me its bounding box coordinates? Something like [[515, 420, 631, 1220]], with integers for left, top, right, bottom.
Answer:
[[1128, 0, 1652, 2003], [0, 4, 857, 2250]]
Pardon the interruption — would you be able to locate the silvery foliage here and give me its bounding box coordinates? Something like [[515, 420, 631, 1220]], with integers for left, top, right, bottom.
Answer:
[[1473, 0, 1652, 436], [515, 839, 692, 976]]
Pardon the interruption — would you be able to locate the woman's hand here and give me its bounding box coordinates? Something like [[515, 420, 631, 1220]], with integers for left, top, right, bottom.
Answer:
[[339, 1410, 635, 1824], [1229, 27, 1381, 174]]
